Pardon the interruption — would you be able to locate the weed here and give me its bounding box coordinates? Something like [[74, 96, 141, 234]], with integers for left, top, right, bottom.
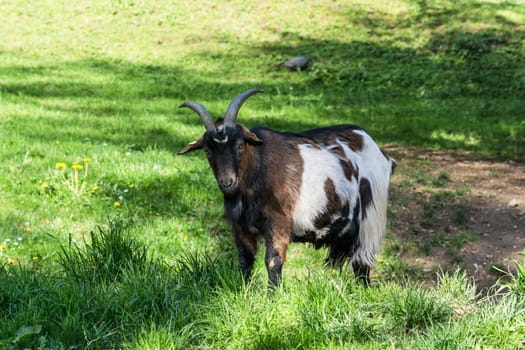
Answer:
[[453, 201, 468, 226], [432, 190, 455, 203], [419, 241, 433, 256], [495, 253, 525, 297], [51, 158, 94, 197], [431, 230, 448, 247], [58, 220, 149, 283], [432, 171, 451, 188], [421, 200, 436, 229], [382, 284, 452, 332]]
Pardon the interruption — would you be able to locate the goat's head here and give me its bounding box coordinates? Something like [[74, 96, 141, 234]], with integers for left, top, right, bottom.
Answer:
[[178, 89, 264, 196]]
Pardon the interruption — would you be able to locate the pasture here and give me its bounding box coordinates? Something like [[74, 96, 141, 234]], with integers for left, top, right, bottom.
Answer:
[[1, 0, 524, 348]]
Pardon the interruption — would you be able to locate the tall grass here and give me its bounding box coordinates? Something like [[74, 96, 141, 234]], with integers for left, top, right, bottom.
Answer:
[[1, 221, 524, 348]]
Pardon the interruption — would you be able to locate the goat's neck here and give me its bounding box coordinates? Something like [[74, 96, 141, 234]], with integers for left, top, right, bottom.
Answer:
[[238, 145, 264, 194]]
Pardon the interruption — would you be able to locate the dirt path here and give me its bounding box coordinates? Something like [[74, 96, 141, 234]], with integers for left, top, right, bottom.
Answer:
[[386, 147, 525, 293]]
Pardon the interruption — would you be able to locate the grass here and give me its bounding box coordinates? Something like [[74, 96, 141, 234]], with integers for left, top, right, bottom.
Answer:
[[1, 222, 524, 349], [1, 0, 524, 348]]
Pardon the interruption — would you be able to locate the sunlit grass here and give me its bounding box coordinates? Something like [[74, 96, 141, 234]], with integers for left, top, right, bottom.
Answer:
[[2, 222, 524, 348]]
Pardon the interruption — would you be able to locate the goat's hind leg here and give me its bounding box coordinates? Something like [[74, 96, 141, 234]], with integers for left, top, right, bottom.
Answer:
[[352, 261, 370, 286]]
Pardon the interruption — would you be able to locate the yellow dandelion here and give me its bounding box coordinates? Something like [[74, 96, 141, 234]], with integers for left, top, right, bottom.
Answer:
[[83, 157, 91, 163], [114, 201, 121, 207], [92, 184, 99, 191], [25, 227, 32, 233], [7, 258, 16, 265], [32, 256, 40, 262], [41, 183, 49, 190], [56, 162, 67, 169], [72, 164, 83, 170], [183, 234, 189, 241], [0, 243, 6, 250], [128, 183, 135, 189]]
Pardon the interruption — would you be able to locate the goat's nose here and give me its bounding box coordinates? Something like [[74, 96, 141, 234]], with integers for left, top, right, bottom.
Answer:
[[220, 178, 234, 189]]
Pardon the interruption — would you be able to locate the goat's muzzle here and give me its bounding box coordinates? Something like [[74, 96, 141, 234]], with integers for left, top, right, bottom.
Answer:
[[218, 175, 238, 196]]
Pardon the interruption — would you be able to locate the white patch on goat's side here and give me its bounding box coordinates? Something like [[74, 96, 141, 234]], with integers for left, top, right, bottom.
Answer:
[[292, 144, 357, 239]]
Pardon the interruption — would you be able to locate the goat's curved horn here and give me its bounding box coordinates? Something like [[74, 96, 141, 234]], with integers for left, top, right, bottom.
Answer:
[[179, 101, 217, 134], [223, 88, 264, 128]]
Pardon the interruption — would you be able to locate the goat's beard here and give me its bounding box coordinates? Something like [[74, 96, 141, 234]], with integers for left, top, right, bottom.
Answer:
[[223, 192, 243, 222]]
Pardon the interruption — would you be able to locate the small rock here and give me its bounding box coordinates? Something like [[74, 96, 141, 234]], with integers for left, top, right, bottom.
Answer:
[[280, 56, 312, 71], [508, 199, 520, 208]]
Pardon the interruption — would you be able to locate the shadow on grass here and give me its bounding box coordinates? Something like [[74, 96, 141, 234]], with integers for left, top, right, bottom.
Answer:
[[1, 32, 523, 160], [2, 0, 525, 154]]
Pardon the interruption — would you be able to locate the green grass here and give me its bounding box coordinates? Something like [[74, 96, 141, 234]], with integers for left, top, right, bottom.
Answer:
[[1, 0, 524, 348], [1, 223, 524, 349]]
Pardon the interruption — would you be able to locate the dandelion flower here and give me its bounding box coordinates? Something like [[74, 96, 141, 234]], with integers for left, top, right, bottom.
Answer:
[[7, 258, 16, 265], [92, 184, 99, 191], [41, 183, 49, 190], [183, 234, 189, 241], [32, 256, 39, 262], [83, 157, 91, 163], [56, 162, 67, 169], [114, 201, 121, 207], [128, 183, 135, 189], [0, 243, 6, 250], [72, 164, 83, 170]]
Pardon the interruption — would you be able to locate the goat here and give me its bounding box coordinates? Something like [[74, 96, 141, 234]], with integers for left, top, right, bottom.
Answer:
[[178, 89, 396, 287]]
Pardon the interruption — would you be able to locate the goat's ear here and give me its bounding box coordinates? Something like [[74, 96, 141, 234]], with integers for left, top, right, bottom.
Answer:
[[178, 134, 204, 155], [240, 126, 263, 146]]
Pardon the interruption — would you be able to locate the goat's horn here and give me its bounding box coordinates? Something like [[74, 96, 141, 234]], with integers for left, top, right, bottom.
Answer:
[[223, 88, 264, 128], [179, 101, 217, 134]]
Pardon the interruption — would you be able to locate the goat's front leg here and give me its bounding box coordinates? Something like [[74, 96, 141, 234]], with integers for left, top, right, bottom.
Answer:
[[264, 229, 290, 288], [234, 224, 257, 281]]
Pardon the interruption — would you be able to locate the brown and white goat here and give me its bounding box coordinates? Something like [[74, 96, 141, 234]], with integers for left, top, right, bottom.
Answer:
[[179, 89, 396, 286]]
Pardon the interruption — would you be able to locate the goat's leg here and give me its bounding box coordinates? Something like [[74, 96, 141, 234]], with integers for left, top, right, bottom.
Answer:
[[234, 227, 257, 281], [265, 233, 289, 288], [352, 261, 370, 286]]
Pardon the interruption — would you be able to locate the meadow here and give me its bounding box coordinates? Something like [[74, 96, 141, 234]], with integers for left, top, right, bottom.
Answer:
[[1, 0, 524, 348]]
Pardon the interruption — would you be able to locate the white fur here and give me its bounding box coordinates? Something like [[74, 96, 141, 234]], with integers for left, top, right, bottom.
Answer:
[[292, 131, 393, 268], [349, 130, 392, 267], [292, 144, 358, 239]]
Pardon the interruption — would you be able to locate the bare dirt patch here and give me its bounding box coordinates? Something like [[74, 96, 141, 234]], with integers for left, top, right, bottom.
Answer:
[[386, 147, 525, 293]]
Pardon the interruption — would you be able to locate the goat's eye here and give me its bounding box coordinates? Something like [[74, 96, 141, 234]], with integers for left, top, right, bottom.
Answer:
[[237, 144, 244, 152]]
